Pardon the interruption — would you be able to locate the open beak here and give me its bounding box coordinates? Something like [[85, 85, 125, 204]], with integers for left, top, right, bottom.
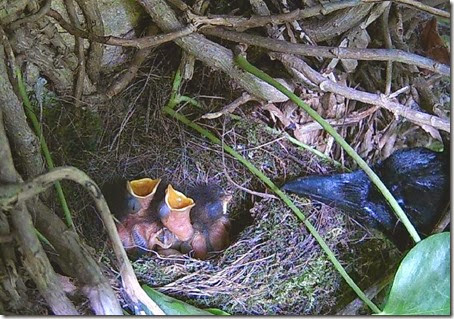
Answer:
[[160, 184, 195, 241], [126, 178, 161, 211]]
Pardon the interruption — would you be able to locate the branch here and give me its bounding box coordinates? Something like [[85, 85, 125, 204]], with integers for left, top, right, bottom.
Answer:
[[201, 92, 258, 119], [7, 0, 52, 29], [275, 53, 450, 132], [187, 0, 363, 31], [200, 27, 450, 76], [27, 200, 123, 315], [74, 0, 104, 83], [364, 0, 450, 18], [135, 0, 288, 103], [0, 37, 45, 179], [47, 9, 195, 49], [64, 0, 85, 108], [105, 25, 159, 98], [0, 111, 78, 315], [0, 167, 165, 315]]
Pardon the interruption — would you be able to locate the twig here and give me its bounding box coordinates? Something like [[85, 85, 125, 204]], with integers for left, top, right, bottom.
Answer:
[[105, 25, 159, 98], [275, 53, 450, 132], [7, 0, 52, 29], [364, 0, 450, 18], [64, 0, 85, 108], [47, 9, 195, 49], [200, 27, 450, 76], [382, 3, 393, 95], [202, 92, 257, 119], [187, 0, 363, 31], [265, 127, 347, 170], [295, 105, 381, 134], [0, 167, 165, 315]]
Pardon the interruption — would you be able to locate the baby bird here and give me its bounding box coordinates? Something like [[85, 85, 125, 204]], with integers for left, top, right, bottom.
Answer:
[[282, 147, 450, 250], [157, 184, 195, 242], [102, 177, 171, 253], [183, 183, 232, 260]]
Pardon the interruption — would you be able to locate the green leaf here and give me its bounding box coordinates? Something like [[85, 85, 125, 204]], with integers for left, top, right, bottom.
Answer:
[[380, 232, 450, 315], [142, 284, 213, 315], [204, 308, 231, 315]]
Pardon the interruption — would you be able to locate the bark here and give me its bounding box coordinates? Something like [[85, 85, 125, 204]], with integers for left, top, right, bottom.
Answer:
[[28, 200, 123, 315], [136, 0, 288, 103], [0, 110, 78, 315], [0, 45, 45, 179]]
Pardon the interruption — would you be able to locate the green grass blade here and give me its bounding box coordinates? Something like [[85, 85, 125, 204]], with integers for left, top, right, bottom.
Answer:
[[16, 70, 75, 231]]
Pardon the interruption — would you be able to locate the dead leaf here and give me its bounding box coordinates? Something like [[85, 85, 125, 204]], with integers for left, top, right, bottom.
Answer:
[[420, 17, 450, 65], [341, 28, 371, 73], [263, 103, 293, 128]]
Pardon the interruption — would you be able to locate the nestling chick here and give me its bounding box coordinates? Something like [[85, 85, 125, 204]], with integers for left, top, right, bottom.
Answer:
[[183, 183, 232, 259], [157, 184, 195, 242], [103, 177, 171, 253]]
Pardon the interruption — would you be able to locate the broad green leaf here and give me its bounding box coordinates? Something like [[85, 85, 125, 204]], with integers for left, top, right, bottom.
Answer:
[[142, 284, 212, 315], [380, 232, 450, 315], [204, 308, 231, 315]]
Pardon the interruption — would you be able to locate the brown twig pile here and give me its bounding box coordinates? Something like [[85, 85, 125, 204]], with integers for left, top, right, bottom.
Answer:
[[0, 0, 449, 315]]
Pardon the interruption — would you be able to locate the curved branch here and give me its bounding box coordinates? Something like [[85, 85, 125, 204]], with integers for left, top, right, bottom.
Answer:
[[201, 27, 450, 76], [0, 111, 78, 315], [0, 167, 165, 315], [47, 9, 195, 49], [7, 0, 52, 29]]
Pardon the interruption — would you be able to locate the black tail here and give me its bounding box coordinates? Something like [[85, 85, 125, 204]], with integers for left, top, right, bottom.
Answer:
[[282, 170, 370, 214]]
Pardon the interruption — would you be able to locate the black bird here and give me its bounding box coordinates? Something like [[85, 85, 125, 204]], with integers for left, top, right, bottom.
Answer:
[[282, 147, 450, 250]]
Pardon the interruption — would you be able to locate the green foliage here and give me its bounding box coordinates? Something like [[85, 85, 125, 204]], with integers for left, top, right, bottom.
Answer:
[[380, 232, 450, 315], [142, 284, 213, 315], [204, 308, 231, 315]]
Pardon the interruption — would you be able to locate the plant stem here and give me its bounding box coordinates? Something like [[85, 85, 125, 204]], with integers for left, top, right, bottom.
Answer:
[[234, 54, 421, 244], [15, 70, 75, 231]]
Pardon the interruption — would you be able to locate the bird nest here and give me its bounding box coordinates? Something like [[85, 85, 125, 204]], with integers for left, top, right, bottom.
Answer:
[[43, 49, 401, 315]]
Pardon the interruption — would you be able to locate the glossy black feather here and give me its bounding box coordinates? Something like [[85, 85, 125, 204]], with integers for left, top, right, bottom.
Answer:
[[282, 147, 450, 250]]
